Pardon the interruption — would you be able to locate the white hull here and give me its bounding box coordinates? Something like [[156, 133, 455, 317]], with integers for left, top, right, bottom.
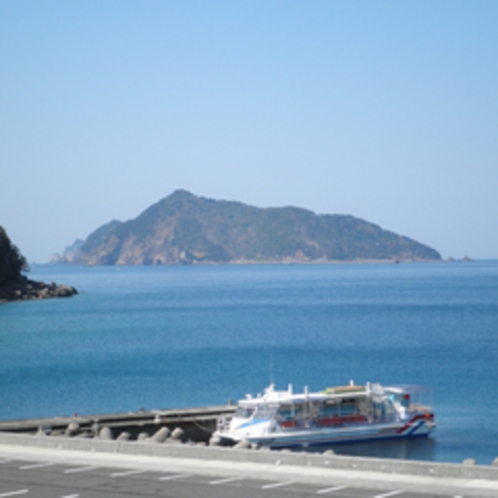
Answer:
[[240, 417, 433, 448]]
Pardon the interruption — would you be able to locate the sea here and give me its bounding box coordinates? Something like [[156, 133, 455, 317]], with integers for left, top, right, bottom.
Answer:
[[1, 261, 497, 465]]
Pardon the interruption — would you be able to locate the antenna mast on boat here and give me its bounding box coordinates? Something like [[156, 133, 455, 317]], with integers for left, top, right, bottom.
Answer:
[[269, 352, 274, 385]]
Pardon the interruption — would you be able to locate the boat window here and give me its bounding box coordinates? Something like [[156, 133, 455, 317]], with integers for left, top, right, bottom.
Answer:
[[320, 402, 340, 417], [292, 404, 305, 417], [339, 398, 357, 415], [235, 406, 255, 418], [342, 398, 355, 405], [277, 404, 294, 418], [254, 404, 277, 419], [389, 394, 410, 410]]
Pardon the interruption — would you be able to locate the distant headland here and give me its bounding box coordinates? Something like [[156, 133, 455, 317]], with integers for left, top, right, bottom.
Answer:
[[0, 226, 77, 303], [52, 190, 442, 266]]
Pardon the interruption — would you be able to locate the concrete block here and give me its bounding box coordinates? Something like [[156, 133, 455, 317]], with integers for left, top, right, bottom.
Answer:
[[233, 439, 252, 449], [116, 432, 131, 441], [170, 427, 185, 441], [98, 426, 113, 440], [208, 435, 222, 446], [65, 421, 80, 437], [151, 427, 170, 443]]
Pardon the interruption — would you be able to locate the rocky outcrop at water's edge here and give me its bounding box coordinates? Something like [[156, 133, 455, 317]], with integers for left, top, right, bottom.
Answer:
[[0, 275, 78, 303]]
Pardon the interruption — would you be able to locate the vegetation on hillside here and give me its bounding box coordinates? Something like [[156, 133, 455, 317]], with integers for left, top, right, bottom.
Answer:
[[0, 226, 27, 286], [0, 226, 77, 303], [61, 190, 442, 265]]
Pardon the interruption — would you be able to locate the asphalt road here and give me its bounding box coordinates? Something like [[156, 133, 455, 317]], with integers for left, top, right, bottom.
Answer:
[[0, 456, 468, 498]]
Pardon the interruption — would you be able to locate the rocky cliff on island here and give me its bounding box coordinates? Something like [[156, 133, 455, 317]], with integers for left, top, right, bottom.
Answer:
[[0, 226, 77, 303], [55, 190, 442, 265]]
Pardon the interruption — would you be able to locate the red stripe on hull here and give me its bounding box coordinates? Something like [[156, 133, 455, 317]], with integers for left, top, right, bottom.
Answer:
[[397, 413, 434, 434]]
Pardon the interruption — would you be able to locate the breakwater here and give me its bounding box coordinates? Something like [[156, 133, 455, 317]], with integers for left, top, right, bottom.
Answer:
[[0, 405, 235, 444]]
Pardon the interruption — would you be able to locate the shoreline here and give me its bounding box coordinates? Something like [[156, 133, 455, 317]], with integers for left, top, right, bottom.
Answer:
[[44, 257, 455, 268], [0, 275, 78, 304]]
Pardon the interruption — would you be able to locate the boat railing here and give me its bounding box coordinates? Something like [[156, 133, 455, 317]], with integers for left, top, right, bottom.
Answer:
[[278, 414, 369, 430], [409, 403, 432, 413], [276, 410, 410, 429]]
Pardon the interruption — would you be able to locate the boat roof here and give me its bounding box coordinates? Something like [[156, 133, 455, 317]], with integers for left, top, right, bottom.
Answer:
[[239, 385, 368, 406], [237, 383, 429, 407], [384, 384, 432, 395]]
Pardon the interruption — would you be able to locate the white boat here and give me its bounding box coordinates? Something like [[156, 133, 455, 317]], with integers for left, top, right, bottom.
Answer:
[[215, 382, 435, 448]]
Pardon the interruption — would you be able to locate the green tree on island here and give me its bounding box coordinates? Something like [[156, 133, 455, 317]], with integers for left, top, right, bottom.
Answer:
[[0, 226, 28, 286]]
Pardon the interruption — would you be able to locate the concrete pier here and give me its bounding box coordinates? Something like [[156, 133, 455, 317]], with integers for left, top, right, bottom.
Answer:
[[0, 405, 235, 442]]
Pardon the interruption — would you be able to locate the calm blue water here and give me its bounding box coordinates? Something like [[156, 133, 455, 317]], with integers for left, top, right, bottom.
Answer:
[[1, 262, 497, 464]]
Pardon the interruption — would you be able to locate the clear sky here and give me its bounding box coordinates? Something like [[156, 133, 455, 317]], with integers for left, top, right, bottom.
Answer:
[[1, 1, 497, 262]]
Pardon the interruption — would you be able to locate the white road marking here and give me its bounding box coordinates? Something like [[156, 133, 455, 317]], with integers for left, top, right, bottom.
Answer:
[[374, 491, 405, 498], [316, 485, 348, 494], [19, 462, 55, 470], [0, 491, 29, 497], [64, 466, 98, 474], [110, 469, 146, 478], [209, 476, 243, 485], [60, 495, 79, 498], [261, 480, 294, 489], [158, 473, 192, 481]]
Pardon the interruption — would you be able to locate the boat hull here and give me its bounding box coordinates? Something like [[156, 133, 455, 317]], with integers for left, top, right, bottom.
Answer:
[[218, 416, 435, 449], [248, 424, 432, 449]]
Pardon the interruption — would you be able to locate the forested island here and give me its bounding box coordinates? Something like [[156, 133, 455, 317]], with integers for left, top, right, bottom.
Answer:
[[0, 227, 77, 303], [53, 190, 441, 265]]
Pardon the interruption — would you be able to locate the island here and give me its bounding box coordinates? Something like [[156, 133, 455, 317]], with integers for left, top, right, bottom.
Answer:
[[53, 190, 441, 266]]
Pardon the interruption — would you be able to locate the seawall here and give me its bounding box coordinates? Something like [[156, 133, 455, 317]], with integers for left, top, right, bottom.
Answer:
[[1, 406, 498, 483], [0, 431, 497, 483]]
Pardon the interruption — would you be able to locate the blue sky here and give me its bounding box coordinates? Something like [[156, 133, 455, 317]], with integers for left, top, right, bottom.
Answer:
[[1, 1, 497, 262]]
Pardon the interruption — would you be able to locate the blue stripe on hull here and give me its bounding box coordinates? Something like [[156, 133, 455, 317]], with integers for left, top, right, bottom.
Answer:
[[248, 422, 432, 448], [265, 432, 430, 449]]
